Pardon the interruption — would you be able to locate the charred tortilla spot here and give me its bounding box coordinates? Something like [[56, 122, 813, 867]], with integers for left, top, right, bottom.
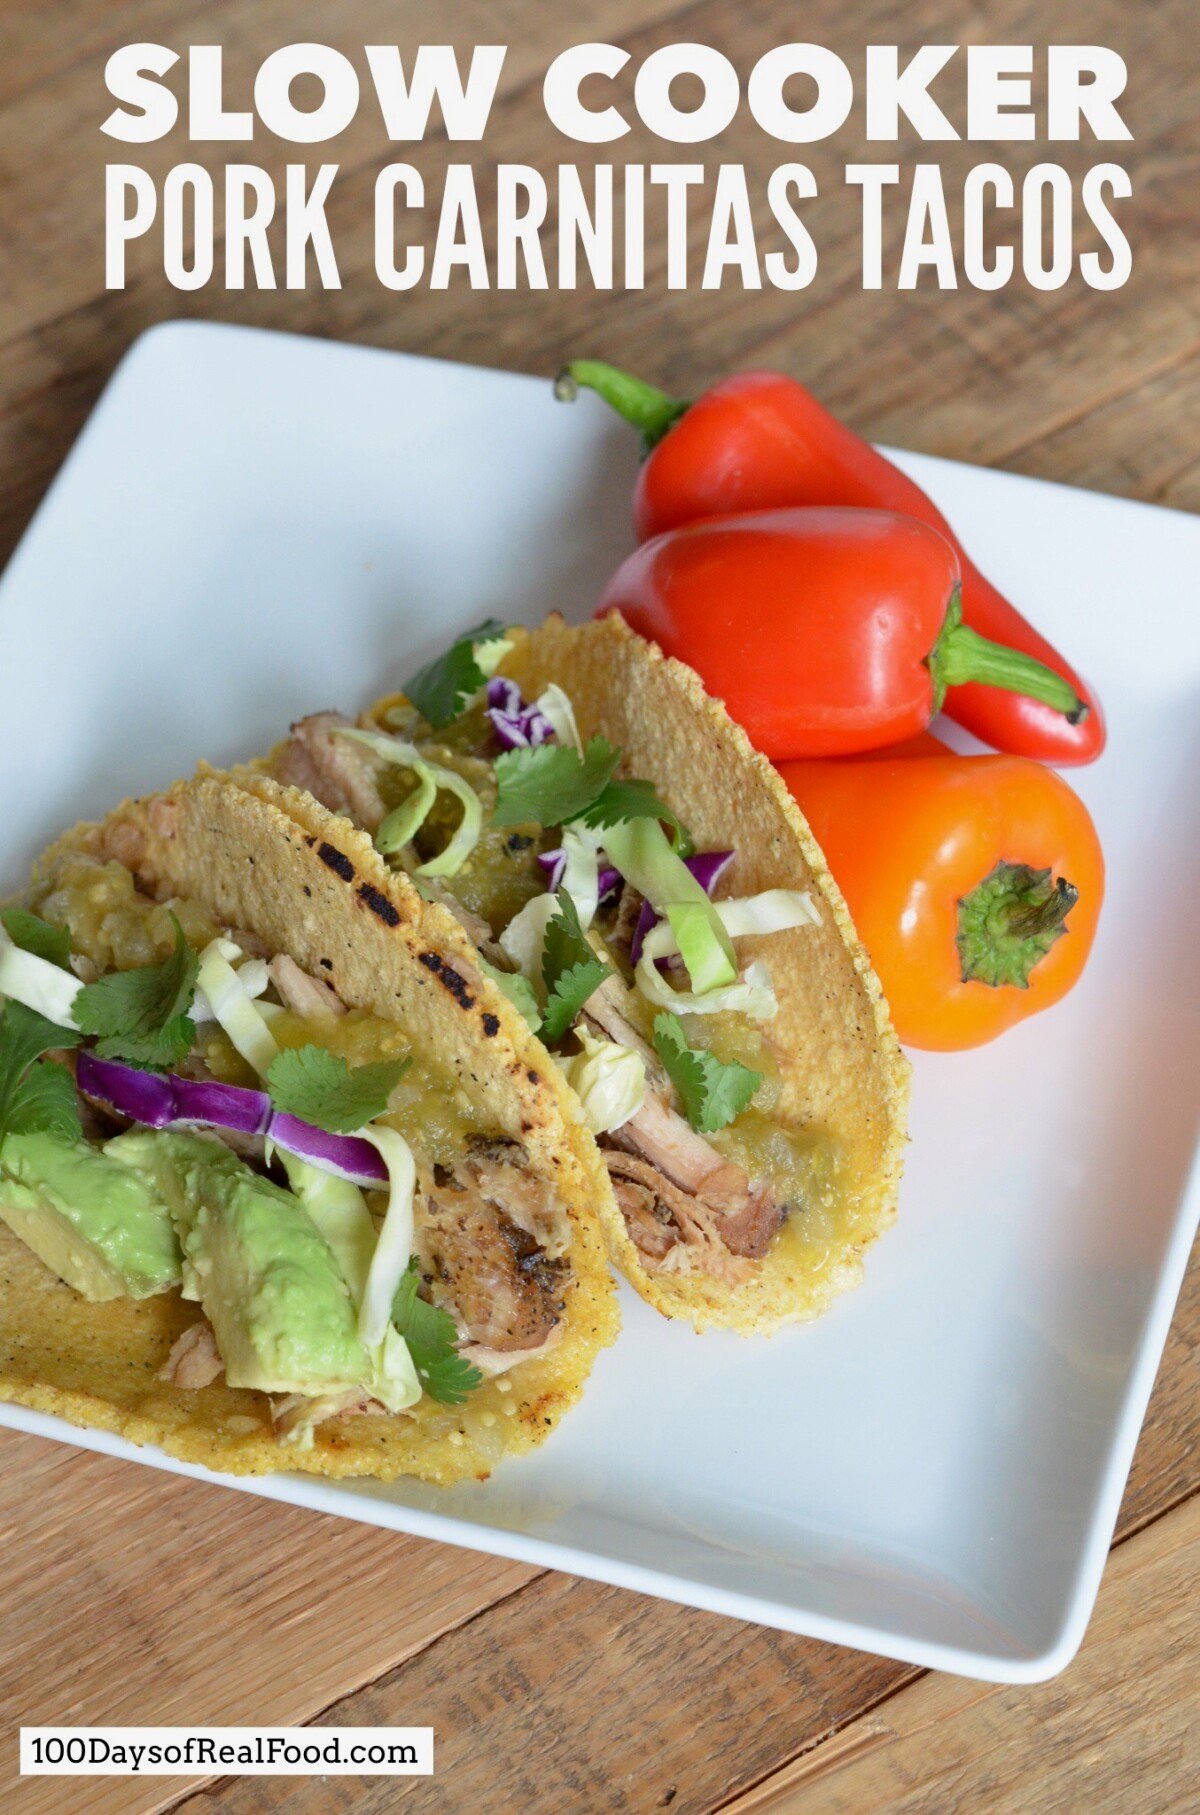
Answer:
[[319, 957, 333, 970], [417, 950, 475, 1009], [358, 882, 401, 927], [317, 841, 354, 882], [482, 1013, 500, 1037]]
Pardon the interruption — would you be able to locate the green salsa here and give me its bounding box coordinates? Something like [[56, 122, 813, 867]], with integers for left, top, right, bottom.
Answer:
[[269, 1009, 480, 1168], [378, 726, 549, 936]]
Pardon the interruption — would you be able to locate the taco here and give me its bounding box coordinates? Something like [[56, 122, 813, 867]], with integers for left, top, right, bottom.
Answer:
[[250, 612, 909, 1334], [0, 775, 618, 1482]]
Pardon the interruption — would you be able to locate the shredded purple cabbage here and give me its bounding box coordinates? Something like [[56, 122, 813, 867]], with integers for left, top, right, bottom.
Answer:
[[537, 851, 621, 900], [76, 1051, 388, 1188], [486, 677, 555, 750], [629, 850, 734, 967]]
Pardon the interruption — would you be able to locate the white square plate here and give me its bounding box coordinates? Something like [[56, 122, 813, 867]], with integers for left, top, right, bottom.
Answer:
[[1, 322, 1196, 1683]]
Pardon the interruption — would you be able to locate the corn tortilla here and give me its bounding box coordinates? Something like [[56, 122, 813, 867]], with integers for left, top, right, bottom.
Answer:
[[495, 614, 910, 1334], [0, 778, 619, 1483]]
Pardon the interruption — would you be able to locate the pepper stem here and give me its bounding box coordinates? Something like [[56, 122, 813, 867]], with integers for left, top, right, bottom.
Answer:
[[928, 587, 1087, 722], [956, 861, 1079, 988], [554, 359, 690, 455]]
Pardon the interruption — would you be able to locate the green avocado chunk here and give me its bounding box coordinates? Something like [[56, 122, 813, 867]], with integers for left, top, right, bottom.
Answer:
[[107, 1130, 367, 1397], [0, 1131, 182, 1301]]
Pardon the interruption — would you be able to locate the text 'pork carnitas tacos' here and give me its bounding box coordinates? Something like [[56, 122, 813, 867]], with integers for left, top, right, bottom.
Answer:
[[0, 777, 617, 1481], [251, 612, 909, 1334]]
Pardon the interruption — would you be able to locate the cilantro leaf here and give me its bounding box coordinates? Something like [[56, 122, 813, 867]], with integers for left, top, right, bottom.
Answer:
[[403, 618, 507, 730], [652, 1013, 761, 1135], [540, 890, 612, 1043], [0, 907, 72, 969], [578, 778, 694, 855], [0, 1002, 81, 1076], [72, 913, 198, 1070], [0, 1001, 81, 1152], [492, 737, 620, 830], [6, 1059, 81, 1143], [392, 1260, 482, 1405], [267, 1045, 410, 1135]]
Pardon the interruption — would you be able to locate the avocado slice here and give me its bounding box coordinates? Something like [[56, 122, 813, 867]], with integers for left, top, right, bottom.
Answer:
[[0, 1131, 182, 1301], [109, 1131, 368, 1397]]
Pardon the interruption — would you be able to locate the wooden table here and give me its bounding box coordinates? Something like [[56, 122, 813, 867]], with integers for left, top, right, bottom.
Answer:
[[1, 4, 1197, 1809]]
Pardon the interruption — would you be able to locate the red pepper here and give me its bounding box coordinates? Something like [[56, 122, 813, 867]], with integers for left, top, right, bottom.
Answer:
[[598, 509, 1085, 759], [557, 361, 1105, 765]]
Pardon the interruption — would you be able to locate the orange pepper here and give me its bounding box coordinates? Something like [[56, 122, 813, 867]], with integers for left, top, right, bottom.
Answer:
[[777, 735, 1104, 1050]]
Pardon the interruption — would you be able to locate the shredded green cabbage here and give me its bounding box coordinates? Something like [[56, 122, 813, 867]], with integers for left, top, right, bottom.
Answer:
[[536, 683, 583, 752], [277, 1146, 420, 1414], [336, 728, 483, 878], [473, 633, 514, 678], [633, 891, 820, 1020], [375, 765, 437, 854], [557, 1028, 646, 1134], [498, 892, 559, 984], [196, 939, 279, 1076], [356, 1124, 416, 1352], [602, 819, 737, 990], [636, 925, 780, 1020], [559, 824, 605, 931], [713, 890, 822, 937], [0, 924, 81, 1029]]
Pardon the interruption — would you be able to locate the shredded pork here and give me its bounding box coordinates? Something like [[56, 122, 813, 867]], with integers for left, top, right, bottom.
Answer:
[[270, 1388, 387, 1442], [267, 953, 346, 1018], [158, 1320, 224, 1389], [609, 880, 646, 962], [604, 1152, 751, 1287], [586, 972, 787, 1274], [414, 1139, 569, 1354], [268, 717, 788, 1288], [274, 712, 388, 833]]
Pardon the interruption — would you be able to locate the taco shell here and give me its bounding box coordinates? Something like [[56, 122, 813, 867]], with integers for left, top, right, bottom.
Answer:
[[0, 775, 619, 1483], [497, 614, 911, 1334]]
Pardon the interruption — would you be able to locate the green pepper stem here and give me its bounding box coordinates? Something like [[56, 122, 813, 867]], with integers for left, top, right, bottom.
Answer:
[[956, 862, 1079, 989], [554, 359, 690, 454], [927, 588, 1087, 722]]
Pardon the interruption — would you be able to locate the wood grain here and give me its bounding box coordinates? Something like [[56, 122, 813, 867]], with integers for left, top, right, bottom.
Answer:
[[718, 1491, 1200, 1815], [0, 0, 1195, 1811], [158, 1241, 1199, 1815], [0, 0, 1197, 570], [169, 1577, 919, 1815], [1001, 348, 1200, 513], [0, 1433, 537, 1815]]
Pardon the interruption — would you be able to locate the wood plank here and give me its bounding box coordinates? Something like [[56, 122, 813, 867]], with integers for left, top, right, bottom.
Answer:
[[0, 0, 688, 342], [997, 347, 1200, 515], [1116, 1237, 1199, 1536], [161, 1245, 1198, 1815], [169, 1576, 919, 1815], [0, 0, 212, 108], [0, 1430, 538, 1815], [717, 1489, 1200, 1814], [0, 0, 1197, 570], [0, 3, 1195, 1812]]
